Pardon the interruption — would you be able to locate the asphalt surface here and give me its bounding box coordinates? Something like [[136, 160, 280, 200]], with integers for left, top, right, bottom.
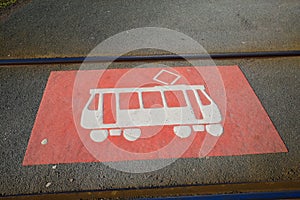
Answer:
[[0, 0, 300, 59], [0, 0, 299, 198], [0, 57, 299, 197]]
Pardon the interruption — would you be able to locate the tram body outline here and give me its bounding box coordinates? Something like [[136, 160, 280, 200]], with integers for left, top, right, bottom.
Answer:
[[81, 84, 223, 142]]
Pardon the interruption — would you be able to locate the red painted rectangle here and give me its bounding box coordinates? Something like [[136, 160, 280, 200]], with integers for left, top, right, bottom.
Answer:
[[103, 93, 116, 124], [23, 66, 288, 166], [164, 90, 187, 108], [119, 92, 140, 110], [88, 93, 99, 110], [187, 90, 204, 120], [197, 89, 211, 105], [142, 91, 164, 108]]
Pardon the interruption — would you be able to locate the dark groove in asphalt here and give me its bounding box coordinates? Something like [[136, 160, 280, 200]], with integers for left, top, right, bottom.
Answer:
[[0, 50, 299, 66], [2, 181, 300, 199]]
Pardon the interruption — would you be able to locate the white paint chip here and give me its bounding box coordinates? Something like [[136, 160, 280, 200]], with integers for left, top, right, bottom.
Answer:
[[41, 138, 48, 145]]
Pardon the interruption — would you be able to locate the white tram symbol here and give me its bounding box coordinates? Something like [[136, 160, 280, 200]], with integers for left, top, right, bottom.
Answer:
[[81, 85, 223, 142]]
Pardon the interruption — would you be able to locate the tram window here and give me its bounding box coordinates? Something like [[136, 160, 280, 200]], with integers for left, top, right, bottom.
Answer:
[[164, 90, 186, 107], [88, 93, 99, 110], [142, 91, 163, 108], [103, 93, 116, 124], [119, 92, 140, 109], [196, 90, 211, 105]]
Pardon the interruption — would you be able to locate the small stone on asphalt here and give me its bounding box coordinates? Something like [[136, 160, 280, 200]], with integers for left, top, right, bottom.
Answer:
[[45, 182, 51, 187]]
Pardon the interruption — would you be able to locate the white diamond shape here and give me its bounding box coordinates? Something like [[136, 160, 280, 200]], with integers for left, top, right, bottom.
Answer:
[[153, 69, 181, 85]]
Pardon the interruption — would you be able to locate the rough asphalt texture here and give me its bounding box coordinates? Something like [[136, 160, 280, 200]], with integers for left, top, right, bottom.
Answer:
[[0, 0, 299, 59], [0, 0, 299, 197], [0, 57, 299, 196]]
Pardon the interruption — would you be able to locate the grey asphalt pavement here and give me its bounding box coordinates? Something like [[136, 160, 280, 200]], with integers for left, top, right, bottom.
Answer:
[[0, 0, 299, 198], [0, 57, 299, 197], [0, 0, 299, 59]]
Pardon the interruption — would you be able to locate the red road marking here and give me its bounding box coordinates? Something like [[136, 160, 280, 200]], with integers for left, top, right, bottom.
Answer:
[[142, 91, 164, 108], [119, 92, 140, 110], [103, 93, 116, 124], [164, 90, 187, 108], [187, 90, 204, 120], [23, 66, 288, 165], [88, 93, 99, 110], [196, 89, 211, 106]]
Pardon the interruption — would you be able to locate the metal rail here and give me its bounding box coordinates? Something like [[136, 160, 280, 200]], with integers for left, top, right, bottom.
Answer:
[[2, 181, 300, 199], [0, 50, 299, 66]]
